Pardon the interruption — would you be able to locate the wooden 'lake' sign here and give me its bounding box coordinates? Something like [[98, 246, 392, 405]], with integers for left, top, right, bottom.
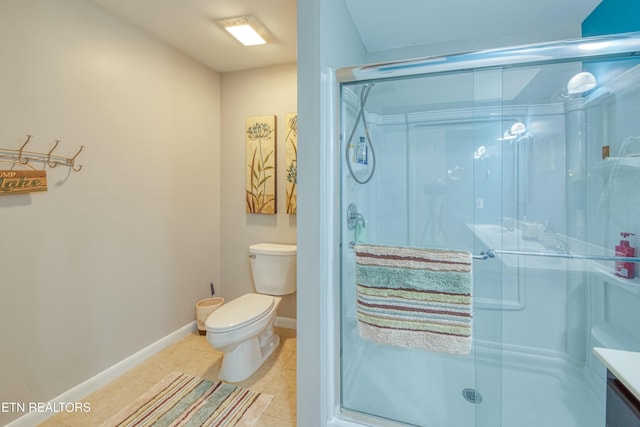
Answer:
[[0, 170, 48, 195]]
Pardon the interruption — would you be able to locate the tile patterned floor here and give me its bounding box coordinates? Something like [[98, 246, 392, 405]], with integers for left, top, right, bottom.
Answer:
[[39, 327, 297, 427]]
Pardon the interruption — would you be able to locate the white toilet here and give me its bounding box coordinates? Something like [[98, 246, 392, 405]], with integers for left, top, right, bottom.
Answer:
[[205, 243, 296, 382]]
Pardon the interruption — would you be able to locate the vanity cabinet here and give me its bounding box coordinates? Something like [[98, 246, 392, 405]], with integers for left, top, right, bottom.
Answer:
[[607, 369, 640, 427]]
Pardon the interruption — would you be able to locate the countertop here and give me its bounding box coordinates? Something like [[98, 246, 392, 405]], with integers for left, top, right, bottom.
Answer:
[[593, 347, 640, 401]]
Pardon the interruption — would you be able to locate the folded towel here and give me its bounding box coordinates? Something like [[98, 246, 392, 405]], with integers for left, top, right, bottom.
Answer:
[[355, 243, 472, 355]]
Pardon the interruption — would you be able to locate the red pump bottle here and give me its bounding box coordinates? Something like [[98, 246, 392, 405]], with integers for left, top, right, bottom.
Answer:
[[615, 232, 636, 279]]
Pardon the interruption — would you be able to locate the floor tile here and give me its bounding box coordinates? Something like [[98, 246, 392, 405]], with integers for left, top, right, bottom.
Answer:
[[39, 328, 296, 426]]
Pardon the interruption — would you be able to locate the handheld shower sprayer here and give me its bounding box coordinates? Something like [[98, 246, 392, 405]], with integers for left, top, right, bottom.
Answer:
[[345, 83, 376, 184]]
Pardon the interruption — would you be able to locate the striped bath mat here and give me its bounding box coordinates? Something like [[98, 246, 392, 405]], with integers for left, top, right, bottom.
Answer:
[[355, 243, 473, 355], [100, 372, 272, 427]]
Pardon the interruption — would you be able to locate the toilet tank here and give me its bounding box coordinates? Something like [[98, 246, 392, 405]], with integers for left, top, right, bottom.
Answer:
[[249, 243, 297, 295]]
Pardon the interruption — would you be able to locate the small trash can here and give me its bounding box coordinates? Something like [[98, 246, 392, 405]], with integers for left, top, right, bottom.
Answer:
[[195, 297, 224, 335]]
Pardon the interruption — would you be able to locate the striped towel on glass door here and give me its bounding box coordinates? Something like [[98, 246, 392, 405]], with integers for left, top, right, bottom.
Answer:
[[354, 243, 473, 355]]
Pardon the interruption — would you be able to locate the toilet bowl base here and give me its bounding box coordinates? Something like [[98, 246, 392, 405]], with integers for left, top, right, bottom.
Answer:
[[218, 329, 280, 383]]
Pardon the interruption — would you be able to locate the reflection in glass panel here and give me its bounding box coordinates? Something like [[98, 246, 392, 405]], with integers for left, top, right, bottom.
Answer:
[[339, 37, 640, 427]]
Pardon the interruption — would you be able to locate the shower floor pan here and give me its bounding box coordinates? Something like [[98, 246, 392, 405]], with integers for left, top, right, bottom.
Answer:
[[341, 339, 604, 427]]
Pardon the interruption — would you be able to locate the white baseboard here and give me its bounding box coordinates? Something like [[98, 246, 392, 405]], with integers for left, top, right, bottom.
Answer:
[[275, 316, 297, 330], [6, 322, 197, 427]]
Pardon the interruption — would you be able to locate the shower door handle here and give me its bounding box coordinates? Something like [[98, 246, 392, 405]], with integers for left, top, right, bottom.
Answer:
[[347, 203, 365, 230]]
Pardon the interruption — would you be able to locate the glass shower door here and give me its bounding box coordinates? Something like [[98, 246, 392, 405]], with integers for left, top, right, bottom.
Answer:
[[338, 33, 640, 427], [339, 69, 504, 426]]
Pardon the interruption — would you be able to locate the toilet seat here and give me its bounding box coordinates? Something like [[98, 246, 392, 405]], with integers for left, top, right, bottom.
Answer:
[[205, 293, 274, 333]]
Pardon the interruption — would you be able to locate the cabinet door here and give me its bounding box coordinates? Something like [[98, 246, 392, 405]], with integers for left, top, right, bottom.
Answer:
[[607, 377, 640, 427]]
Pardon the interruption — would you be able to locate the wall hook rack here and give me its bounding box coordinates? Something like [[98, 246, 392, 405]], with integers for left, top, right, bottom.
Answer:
[[0, 135, 84, 171]]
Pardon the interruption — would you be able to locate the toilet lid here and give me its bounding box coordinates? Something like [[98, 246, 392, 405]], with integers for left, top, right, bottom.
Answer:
[[205, 293, 274, 332]]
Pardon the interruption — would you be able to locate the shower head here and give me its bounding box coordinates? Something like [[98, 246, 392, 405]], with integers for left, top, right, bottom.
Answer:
[[360, 82, 375, 99]]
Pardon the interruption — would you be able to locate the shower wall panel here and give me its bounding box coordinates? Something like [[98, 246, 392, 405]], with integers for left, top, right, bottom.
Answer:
[[363, 108, 577, 357]]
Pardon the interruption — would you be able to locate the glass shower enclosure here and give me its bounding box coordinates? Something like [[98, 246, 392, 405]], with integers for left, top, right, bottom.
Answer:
[[337, 33, 640, 426]]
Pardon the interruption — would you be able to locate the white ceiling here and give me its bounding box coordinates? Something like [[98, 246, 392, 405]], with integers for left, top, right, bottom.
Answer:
[[345, 0, 603, 53], [86, 0, 298, 73], [85, 0, 602, 73]]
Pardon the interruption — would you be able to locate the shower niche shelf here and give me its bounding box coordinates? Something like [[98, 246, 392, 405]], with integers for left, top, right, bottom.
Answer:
[[593, 265, 640, 297], [593, 157, 640, 178]]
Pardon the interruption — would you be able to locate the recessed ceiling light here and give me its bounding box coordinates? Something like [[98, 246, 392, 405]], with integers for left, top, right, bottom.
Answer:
[[498, 121, 527, 141], [510, 121, 526, 136], [567, 72, 596, 95], [217, 16, 272, 46]]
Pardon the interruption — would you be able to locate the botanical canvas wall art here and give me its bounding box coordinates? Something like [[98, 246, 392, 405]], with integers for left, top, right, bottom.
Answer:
[[285, 113, 297, 214], [246, 115, 276, 214]]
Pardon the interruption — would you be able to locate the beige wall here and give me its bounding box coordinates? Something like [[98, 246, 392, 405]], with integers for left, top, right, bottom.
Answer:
[[0, 2, 298, 424], [220, 64, 298, 319], [0, 0, 221, 424]]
